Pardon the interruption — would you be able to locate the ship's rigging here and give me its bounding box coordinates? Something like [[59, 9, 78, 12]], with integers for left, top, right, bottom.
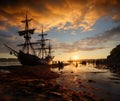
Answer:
[[4, 13, 54, 65], [17, 14, 35, 55]]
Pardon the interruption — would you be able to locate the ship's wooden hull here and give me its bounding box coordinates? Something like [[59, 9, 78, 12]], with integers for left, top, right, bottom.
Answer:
[[18, 51, 40, 65], [18, 51, 52, 65]]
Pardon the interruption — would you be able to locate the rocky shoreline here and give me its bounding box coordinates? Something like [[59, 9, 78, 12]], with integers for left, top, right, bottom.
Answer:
[[106, 44, 120, 75], [0, 65, 103, 101]]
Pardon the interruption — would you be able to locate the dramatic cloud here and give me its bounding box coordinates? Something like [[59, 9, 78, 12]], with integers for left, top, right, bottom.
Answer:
[[0, 0, 120, 56], [52, 24, 120, 52], [0, 0, 120, 32]]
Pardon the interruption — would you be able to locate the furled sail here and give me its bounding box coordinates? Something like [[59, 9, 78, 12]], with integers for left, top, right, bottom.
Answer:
[[18, 29, 35, 36]]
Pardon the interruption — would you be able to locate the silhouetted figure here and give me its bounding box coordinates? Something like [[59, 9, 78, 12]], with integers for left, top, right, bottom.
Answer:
[[58, 61, 64, 70], [76, 62, 78, 67], [81, 60, 86, 65]]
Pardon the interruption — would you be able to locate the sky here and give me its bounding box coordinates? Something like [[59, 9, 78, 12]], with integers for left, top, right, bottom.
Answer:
[[0, 0, 120, 61]]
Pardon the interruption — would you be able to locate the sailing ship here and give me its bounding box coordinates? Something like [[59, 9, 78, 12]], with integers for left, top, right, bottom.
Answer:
[[4, 14, 54, 65]]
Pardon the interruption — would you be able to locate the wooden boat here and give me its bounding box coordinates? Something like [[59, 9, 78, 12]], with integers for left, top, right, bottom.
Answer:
[[4, 13, 54, 65]]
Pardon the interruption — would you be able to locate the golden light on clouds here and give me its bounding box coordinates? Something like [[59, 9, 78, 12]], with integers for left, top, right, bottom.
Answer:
[[0, 0, 120, 60], [0, 0, 119, 32]]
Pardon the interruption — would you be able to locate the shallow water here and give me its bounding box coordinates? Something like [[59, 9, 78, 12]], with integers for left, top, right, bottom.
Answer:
[[0, 62, 120, 100], [51, 63, 120, 100], [0, 61, 21, 66]]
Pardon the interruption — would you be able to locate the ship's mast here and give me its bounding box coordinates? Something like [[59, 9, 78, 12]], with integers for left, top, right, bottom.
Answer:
[[48, 41, 52, 57], [37, 26, 49, 59], [17, 13, 35, 55]]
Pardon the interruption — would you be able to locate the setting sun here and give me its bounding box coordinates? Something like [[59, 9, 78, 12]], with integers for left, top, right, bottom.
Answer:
[[73, 55, 79, 60]]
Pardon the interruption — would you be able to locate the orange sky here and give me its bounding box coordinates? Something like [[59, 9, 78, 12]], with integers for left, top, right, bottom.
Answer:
[[0, 0, 120, 61]]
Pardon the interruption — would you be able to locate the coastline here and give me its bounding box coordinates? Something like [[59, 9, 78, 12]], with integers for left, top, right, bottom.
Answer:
[[0, 65, 102, 101]]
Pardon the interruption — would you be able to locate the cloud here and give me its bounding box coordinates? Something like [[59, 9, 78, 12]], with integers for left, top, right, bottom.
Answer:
[[0, 25, 22, 53], [0, 35, 18, 53], [0, 0, 120, 54], [71, 30, 76, 35], [51, 38, 107, 53], [51, 24, 120, 52], [0, 0, 120, 32], [74, 24, 120, 50]]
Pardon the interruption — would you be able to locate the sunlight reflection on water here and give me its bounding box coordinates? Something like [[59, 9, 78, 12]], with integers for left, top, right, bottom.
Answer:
[[0, 61, 21, 66], [51, 63, 120, 100], [0, 61, 120, 100]]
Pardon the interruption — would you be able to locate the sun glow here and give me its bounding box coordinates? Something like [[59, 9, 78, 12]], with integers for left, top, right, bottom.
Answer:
[[73, 55, 79, 60]]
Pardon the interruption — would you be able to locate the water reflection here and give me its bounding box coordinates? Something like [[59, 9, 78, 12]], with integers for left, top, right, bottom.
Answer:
[[0, 61, 21, 66], [51, 63, 120, 100]]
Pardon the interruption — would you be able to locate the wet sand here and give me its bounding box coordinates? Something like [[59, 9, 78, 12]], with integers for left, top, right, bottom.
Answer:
[[0, 65, 106, 101]]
